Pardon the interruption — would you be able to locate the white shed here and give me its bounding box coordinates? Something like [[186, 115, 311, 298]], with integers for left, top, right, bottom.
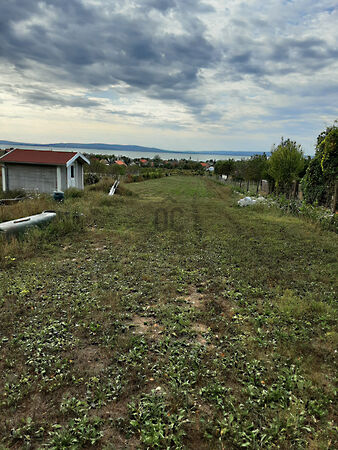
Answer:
[[0, 149, 90, 193]]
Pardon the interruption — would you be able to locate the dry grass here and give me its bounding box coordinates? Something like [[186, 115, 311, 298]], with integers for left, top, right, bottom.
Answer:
[[0, 195, 54, 222]]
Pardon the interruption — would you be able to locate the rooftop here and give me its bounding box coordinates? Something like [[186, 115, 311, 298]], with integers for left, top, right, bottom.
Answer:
[[0, 149, 88, 165]]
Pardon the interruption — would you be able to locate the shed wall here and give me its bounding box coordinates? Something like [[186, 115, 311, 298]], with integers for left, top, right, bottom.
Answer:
[[6, 164, 57, 193]]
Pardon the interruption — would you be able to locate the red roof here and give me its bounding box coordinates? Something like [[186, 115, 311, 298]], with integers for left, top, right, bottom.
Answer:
[[140, 158, 147, 164], [200, 162, 209, 167], [0, 149, 78, 165], [115, 159, 126, 166]]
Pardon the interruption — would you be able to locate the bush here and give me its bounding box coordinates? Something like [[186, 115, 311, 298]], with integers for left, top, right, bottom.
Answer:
[[116, 183, 136, 196], [87, 177, 116, 193], [0, 189, 27, 200], [125, 171, 164, 183], [262, 195, 337, 232], [301, 123, 337, 211], [84, 173, 100, 185], [64, 188, 84, 199]]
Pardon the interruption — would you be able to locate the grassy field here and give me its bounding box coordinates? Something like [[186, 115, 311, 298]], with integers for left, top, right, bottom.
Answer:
[[0, 176, 337, 449]]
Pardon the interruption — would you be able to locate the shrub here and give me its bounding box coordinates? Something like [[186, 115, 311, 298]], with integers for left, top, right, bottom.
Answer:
[[64, 188, 84, 199], [84, 172, 100, 185], [0, 189, 27, 200], [116, 183, 135, 196], [87, 177, 116, 193]]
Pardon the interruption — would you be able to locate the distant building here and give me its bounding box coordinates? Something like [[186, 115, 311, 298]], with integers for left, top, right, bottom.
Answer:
[[0, 149, 90, 193], [115, 159, 127, 166]]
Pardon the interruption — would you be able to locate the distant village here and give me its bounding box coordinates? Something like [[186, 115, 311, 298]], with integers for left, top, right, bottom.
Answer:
[[87, 153, 215, 173]]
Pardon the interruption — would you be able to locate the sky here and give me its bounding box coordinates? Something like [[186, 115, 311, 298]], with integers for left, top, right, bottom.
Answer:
[[0, 0, 337, 155]]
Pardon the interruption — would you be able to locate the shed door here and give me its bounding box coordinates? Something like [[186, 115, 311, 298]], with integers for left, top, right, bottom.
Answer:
[[69, 164, 76, 188], [7, 164, 57, 193]]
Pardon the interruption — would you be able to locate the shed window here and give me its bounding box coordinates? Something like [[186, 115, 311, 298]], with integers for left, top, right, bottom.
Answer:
[[71, 165, 74, 178]]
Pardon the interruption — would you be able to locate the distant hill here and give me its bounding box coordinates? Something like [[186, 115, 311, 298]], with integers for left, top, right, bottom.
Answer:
[[0, 140, 267, 157]]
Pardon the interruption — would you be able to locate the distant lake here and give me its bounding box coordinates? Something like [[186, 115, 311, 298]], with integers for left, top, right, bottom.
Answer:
[[0, 145, 251, 162]]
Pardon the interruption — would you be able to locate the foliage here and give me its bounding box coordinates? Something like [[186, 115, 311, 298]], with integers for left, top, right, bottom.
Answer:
[[0, 189, 27, 200], [232, 159, 246, 186], [128, 391, 188, 447], [246, 154, 268, 183], [48, 416, 102, 448], [269, 138, 305, 195], [214, 159, 235, 176], [302, 123, 338, 208], [87, 177, 116, 192], [84, 172, 99, 185], [320, 126, 338, 181], [64, 188, 84, 199], [239, 192, 337, 232], [116, 183, 136, 196], [124, 170, 164, 183], [301, 152, 329, 205], [84, 156, 108, 174]]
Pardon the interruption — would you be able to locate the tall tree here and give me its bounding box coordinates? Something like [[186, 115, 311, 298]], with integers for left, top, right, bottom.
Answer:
[[268, 138, 305, 197], [246, 154, 268, 193], [233, 160, 246, 188], [214, 159, 235, 177]]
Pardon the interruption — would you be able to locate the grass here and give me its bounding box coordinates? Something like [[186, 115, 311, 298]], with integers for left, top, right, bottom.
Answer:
[[0, 176, 337, 449]]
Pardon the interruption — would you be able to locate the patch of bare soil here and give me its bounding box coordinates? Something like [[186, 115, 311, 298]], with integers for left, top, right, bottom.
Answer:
[[73, 345, 110, 375], [99, 400, 140, 449], [192, 322, 208, 344], [128, 315, 164, 339], [184, 287, 205, 308]]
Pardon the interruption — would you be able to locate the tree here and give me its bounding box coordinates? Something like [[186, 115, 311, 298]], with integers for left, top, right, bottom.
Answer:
[[233, 160, 246, 188], [301, 123, 338, 210], [320, 126, 338, 212], [301, 154, 326, 205], [214, 159, 235, 177], [268, 138, 305, 197], [85, 156, 107, 174], [246, 154, 268, 193], [153, 155, 162, 168]]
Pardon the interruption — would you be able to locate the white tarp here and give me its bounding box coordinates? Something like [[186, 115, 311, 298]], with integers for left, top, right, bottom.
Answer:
[[238, 196, 266, 207]]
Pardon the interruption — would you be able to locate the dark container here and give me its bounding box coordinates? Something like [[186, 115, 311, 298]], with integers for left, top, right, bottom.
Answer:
[[53, 191, 64, 202]]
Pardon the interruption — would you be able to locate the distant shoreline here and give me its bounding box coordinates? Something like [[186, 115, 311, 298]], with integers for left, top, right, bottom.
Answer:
[[0, 140, 268, 158]]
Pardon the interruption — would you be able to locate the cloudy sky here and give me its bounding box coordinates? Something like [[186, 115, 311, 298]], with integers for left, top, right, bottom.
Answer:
[[0, 0, 337, 154]]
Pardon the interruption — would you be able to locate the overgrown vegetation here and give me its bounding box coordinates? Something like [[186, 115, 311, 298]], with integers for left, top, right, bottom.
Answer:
[[218, 122, 337, 212], [0, 176, 337, 448], [302, 124, 338, 210]]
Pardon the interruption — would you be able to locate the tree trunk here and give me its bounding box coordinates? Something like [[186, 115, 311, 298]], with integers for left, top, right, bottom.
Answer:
[[247, 180, 249, 191], [293, 181, 298, 199], [256, 181, 260, 194]]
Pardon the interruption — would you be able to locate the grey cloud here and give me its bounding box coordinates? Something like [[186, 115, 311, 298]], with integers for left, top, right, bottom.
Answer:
[[23, 91, 101, 108], [142, 0, 176, 12], [218, 32, 337, 82], [0, 0, 217, 110], [0, 0, 337, 121], [142, 0, 214, 13]]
